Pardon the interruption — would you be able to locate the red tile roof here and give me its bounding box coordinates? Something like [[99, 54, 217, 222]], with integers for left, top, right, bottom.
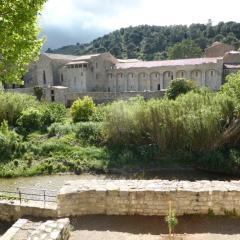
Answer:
[[116, 57, 221, 69]]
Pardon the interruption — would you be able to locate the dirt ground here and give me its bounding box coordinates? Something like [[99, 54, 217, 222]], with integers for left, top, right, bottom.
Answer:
[[0, 221, 13, 237], [70, 215, 240, 240]]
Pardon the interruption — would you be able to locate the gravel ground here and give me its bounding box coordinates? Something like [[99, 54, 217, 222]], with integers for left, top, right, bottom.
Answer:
[[69, 215, 240, 240]]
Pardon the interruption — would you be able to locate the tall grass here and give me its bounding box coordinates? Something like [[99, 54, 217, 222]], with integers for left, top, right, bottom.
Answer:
[[103, 91, 234, 153]]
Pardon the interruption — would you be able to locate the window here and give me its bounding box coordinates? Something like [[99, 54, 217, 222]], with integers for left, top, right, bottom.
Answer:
[[156, 73, 158, 78], [51, 96, 55, 102], [211, 70, 214, 76], [51, 90, 54, 95], [96, 62, 98, 69], [171, 75, 173, 80], [43, 71, 46, 84], [168, 72, 171, 77], [61, 74, 64, 83], [75, 65, 78, 68], [108, 87, 111, 92], [195, 71, 198, 77], [157, 84, 161, 91], [181, 72, 184, 77], [71, 65, 74, 69]]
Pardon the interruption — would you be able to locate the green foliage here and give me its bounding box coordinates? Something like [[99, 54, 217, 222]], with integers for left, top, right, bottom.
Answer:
[[167, 39, 203, 59], [166, 78, 197, 100], [39, 102, 67, 130], [0, 121, 24, 160], [49, 22, 240, 60], [0, 0, 47, 84], [34, 86, 44, 101], [17, 108, 42, 134], [48, 122, 75, 137], [75, 122, 104, 145], [221, 71, 240, 115], [103, 91, 234, 152], [165, 202, 178, 240], [0, 92, 37, 126], [71, 96, 96, 122]]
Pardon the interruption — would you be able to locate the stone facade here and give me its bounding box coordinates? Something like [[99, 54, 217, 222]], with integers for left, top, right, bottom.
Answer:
[[5, 42, 240, 105], [57, 180, 240, 217], [205, 42, 235, 58]]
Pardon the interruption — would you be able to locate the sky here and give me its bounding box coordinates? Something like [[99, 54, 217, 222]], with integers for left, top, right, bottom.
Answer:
[[40, 0, 240, 50]]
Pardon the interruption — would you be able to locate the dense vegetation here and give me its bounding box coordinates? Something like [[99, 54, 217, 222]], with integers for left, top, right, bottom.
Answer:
[[47, 21, 240, 60], [1, 72, 240, 178]]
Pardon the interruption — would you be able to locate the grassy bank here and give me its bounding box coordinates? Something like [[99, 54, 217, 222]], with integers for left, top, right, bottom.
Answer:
[[1, 73, 240, 178]]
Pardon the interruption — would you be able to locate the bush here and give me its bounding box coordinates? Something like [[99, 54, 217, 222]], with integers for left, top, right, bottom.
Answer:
[[0, 121, 24, 160], [75, 122, 104, 145], [16, 108, 43, 134], [0, 92, 37, 126], [40, 102, 67, 130], [166, 78, 197, 100], [48, 122, 74, 137], [71, 96, 96, 122], [221, 71, 240, 115]]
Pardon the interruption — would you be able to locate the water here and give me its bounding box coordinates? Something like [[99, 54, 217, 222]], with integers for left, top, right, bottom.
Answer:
[[0, 169, 239, 193]]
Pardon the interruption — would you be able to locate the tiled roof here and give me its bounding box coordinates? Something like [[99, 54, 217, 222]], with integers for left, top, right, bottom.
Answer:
[[116, 57, 221, 69], [117, 59, 141, 63], [44, 53, 100, 61], [44, 53, 79, 60]]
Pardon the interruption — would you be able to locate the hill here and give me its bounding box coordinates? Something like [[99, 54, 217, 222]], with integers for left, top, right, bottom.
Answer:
[[46, 22, 240, 60]]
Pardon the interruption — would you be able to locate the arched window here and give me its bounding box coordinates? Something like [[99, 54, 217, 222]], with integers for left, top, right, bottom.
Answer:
[[43, 71, 46, 84]]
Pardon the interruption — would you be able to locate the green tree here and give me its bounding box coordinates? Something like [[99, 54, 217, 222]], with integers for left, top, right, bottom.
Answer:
[[0, 0, 47, 84], [166, 78, 197, 100], [167, 40, 202, 60]]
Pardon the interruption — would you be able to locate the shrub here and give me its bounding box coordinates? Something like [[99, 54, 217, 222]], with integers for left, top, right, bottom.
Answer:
[[75, 122, 104, 145], [166, 78, 197, 100], [0, 121, 24, 160], [71, 96, 96, 122], [221, 71, 240, 115], [0, 92, 37, 126], [16, 108, 43, 134], [40, 102, 67, 130], [48, 122, 74, 137]]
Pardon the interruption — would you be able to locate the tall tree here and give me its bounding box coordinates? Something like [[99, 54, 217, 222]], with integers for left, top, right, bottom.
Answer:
[[0, 0, 47, 84], [167, 40, 203, 60]]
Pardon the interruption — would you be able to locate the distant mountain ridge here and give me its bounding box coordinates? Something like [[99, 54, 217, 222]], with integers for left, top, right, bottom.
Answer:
[[46, 22, 240, 61]]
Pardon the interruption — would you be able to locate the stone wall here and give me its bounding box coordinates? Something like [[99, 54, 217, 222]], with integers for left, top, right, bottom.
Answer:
[[65, 91, 165, 106], [57, 180, 240, 217], [0, 200, 57, 222]]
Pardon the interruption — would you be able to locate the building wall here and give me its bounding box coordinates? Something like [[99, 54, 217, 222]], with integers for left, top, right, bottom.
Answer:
[[108, 60, 224, 92], [205, 43, 235, 57]]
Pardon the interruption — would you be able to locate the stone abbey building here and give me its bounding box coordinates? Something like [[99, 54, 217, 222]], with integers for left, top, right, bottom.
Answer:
[[20, 42, 240, 105]]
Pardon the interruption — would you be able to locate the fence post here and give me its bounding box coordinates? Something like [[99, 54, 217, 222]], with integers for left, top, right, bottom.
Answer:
[[43, 190, 46, 208], [17, 188, 22, 204]]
